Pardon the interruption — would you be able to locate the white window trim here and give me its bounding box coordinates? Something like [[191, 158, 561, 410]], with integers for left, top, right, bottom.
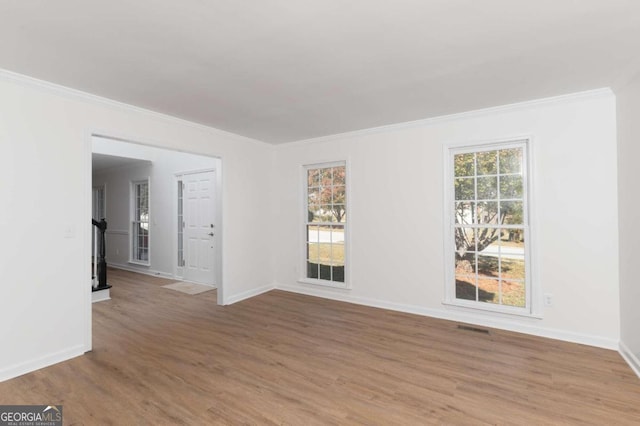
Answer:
[[298, 160, 351, 289], [130, 178, 150, 266], [442, 137, 541, 318], [176, 176, 185, 274]]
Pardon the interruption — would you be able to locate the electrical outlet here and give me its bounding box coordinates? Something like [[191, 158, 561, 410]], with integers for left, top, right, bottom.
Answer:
[[63, 224, 75, 238], [116, 249, 120, 256], [544, 293, 554, 307]]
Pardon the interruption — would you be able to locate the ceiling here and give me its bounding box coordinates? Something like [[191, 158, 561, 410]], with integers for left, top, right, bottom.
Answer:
[[92, 153, 149, 172], [2, 1, 640, 144]]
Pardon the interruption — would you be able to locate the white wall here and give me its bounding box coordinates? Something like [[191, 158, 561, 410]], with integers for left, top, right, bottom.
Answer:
[[616, 73, 640, 375], [273, 90, 620, 349], [0, 67, 625, 383], [92, 137, 219, 280], [0, 71, 273, 381]]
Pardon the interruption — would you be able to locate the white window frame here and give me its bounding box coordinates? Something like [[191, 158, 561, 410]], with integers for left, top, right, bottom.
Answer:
[[130, 178, 150, 266], [299, 160, 350, 289], [443, 137, 539, 317]]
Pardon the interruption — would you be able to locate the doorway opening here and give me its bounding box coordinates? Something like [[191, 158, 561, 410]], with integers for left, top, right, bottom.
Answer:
[[87, 134, 224, 350]]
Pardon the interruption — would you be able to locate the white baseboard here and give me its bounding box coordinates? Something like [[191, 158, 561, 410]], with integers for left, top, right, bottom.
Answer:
[[619, 341, 640, 378], [108, 262, 175, 280], [225, 284, 274, 305], [92, 288, 111, 303], [0, 344, 85, 382], [275, 283, 618, 350]]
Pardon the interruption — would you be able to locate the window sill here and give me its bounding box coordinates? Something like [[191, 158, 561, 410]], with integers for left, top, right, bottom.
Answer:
[[128, 260, 150, 267], [298, 278, 350, 290], [442, 299, 542, 319]]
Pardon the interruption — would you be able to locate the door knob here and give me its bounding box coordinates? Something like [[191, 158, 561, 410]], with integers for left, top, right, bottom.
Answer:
[[208, 232, 214, 236]]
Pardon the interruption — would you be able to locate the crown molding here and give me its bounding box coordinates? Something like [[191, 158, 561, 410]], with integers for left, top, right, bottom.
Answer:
[[277, 87, 614, 149], [0, 67, 614, 149], [0, 67, 268, 147]]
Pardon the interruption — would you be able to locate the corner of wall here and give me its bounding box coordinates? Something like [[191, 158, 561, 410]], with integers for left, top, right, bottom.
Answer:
[[619, 341, 640, 379], [224, 284, 275, 306]]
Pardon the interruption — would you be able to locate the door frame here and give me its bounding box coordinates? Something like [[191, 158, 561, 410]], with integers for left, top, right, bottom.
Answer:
[[84, 131, 224, 353], [174, 168, 220, 286]]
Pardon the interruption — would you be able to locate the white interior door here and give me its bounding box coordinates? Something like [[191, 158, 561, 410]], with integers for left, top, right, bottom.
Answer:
[[183, 171, 216, 285]]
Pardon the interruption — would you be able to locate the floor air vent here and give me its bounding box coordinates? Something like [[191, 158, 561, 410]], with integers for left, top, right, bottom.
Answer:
[[457, 324, 490, 334]]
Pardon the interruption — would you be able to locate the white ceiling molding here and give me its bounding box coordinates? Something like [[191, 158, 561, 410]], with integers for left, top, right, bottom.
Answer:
[[1, 1, 638, 143], [0, 67, 265, 146], [275, 88, 614, 148]]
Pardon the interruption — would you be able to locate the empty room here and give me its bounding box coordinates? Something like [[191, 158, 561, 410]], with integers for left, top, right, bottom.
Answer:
[[1, 1, 640, 424]]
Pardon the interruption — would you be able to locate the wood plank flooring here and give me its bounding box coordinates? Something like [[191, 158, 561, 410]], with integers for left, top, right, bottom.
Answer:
[[1, 268, 640, 424]]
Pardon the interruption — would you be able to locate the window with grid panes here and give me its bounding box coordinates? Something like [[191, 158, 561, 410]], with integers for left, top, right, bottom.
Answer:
[[131, 180, 150, 264], [177, 180, 184, 267], [304, 162, 347, 285], [447, 140, 532, 314]]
